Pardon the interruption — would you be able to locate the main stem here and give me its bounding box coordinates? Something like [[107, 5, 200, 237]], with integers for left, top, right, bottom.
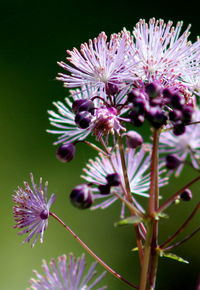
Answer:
[[139, 129, 160, 290]]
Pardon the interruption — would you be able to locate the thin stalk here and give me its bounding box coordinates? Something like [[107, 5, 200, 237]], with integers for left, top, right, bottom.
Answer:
[[50, 212, 138, 289], [160, 202, 200, 249], [83, 140, 109, 156], [118, 135, 144, 264], [163, 225, 200, 251], [157, 175, 200, 213]]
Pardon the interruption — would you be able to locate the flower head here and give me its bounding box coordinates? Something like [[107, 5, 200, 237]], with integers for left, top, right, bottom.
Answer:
[[28, 254, 106, 290], [81, 146, 168, 217], [132, 18, 200, 83], [47, 86, 129, 145], [13, 173, 55, 247], [160, 108, 200, 175], [57, 30, 134, 91]]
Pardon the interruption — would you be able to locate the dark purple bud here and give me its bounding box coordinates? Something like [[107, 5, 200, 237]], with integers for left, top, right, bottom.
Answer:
[[98, 184, 111, 195], [105, 82, 120, 95], [166, 154, 182, 169], [72, 99, 86, 113], [149, 97, 163, 107], [145, 81, 162, 98], [182, 105, 194, 124], [170, 93, 185, 109], [127, 88, 143, 102], [163, 87, 174, 99], [169, 110, 183, 122], [131, 96, 148, 114], [147, 107, 167, 128], [75, 111, 92, 129], [106, 173, 121, 186], [70, 184, 93, 209], [40, 209, 49, 220], [180, 189, 193, 201], [56, 143, 76, 163], [173, 123, 185, 136], [126, 130, 143, 148], [72, 99, 94, 114], [129, 111, 145, 127]]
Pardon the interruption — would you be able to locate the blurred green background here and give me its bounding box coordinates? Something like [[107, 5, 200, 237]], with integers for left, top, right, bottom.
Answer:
[[0, 1, 199, 289]]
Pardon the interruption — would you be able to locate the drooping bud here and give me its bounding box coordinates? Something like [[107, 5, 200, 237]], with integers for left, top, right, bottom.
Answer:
[[126, 130, 143, 148], [75, 111, 92, 129], [98, 184, 111, 195], [180, 189, 193, 201], [72, 99, 94, 114], [70, 184, 93, 209], [106, 173, 121, 186], [56, 143, 76, 163], [166, 154, 182, 169]]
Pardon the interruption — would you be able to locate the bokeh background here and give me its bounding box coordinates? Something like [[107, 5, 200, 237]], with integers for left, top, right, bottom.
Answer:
[[0, 1, 199, 289]]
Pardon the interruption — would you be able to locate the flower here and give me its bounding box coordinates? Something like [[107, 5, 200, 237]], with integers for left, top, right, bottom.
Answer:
[[159, 108, 200, 175], [47, 86, 129, 145], [81, 146, 168, 217], [13, 173, 55, 247], [132, 18, 200, 83], [28, 254, 107, 290], [57, 30, 134, 91]]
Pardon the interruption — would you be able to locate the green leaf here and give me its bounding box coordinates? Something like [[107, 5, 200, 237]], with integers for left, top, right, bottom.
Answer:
[[114, 216, 143, 227], [155, 212, 169, 220], [131, 247, 139, 252], [159, 251, 189, 264]]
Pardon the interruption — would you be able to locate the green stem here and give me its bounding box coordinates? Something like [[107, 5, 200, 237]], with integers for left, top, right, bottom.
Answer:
[[50, 212, 138, 289]]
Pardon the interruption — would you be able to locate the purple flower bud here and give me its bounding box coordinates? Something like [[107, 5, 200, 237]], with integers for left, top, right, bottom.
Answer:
[[169, 109, 183, 122], [75, 111, 92, 129], [163, 87, 174, 99], [127, 88, 143, 102], [170, 93, 185, 109], [70, 184, 93, 209], [106, 173, 121, 186], [105, 82, 120, 95], [182, 105, 194, 124], [180, 189, 193, 201], [126, 130, 143, 148], [40, 209, 49, 220], [173, 123, 185, 136], [98, 184, 111, 195], [149, 97, 163, 107], [147, 107, 167, 128], [129, 111, 145, 127], [145, 81, 162, 98], [166, 154, 182, 169], [56, 143, 76, 162], [72, 99, 94, 114]]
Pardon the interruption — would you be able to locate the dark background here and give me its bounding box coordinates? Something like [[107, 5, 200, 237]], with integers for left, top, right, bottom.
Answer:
[[0, 1, 199, 289]]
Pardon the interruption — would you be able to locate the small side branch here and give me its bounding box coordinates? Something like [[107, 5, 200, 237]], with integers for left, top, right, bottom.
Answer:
[[50, 212, 138, 289]]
